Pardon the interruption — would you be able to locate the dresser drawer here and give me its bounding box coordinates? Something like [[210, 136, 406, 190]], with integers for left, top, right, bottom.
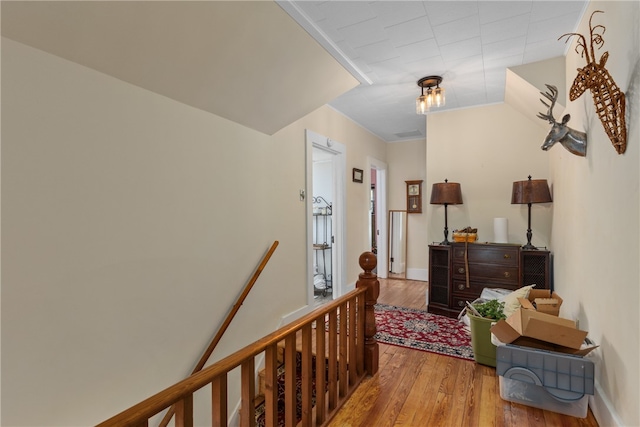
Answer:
[[452, 279, 518, 299], [452, 244, 519, 266], [452, 279, 487, 295], [452, 262, 519, 285], [451, 296, 470, 311]]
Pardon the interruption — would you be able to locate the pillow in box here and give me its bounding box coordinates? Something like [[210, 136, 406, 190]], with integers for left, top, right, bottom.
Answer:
[[502, 284, 536, 318]]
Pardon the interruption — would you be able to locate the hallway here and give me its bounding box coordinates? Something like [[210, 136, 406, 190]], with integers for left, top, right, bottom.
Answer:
[[327, 278, 599, 427]]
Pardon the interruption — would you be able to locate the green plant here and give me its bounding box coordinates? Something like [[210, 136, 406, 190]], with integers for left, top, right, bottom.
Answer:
[[470, 299, 506, 321]]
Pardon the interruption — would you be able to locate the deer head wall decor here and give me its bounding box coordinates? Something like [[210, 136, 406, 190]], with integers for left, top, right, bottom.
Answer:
[[559, 10, 627, 154], [537, 84, 587, 157]]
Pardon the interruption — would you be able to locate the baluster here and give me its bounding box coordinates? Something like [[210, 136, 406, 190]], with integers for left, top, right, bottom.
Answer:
[[240, 358, 256, 427], [356, 251, 379, 375], [264, 344, 279, 427], [174, 394, 193, 427], [338, 301, 348, 398], [327, 310, 338, 410], [284, 334, 297, 427], [315, 313, 327, 425], [356, 292, 365, 376], [211, 374, 228, 427], [301, 324, 313, 426], [348, 297, 357, 386]]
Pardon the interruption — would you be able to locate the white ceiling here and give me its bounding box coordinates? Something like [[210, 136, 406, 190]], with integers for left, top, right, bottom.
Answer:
[[2, 1, 588, 143], [281, 0, 588, 142]]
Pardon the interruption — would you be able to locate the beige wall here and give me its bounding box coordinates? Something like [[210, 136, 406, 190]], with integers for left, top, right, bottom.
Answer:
[[427, 103, 551, 248], [551, 2, 639, 426], [426, 2, 640, 425], [387, 139, 428, 279], [275, 108, 388, 284], [1, 38, 386, 426]]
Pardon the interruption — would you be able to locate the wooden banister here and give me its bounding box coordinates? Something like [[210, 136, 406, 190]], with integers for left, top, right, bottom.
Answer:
[[197, 241, 280, 372], [159, 241, 279, 427], [97, 252, 379, 427]]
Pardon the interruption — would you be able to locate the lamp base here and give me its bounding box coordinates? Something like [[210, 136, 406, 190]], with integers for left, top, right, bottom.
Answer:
[[440, 223, 450, 245], [522, 226, 537, 250]]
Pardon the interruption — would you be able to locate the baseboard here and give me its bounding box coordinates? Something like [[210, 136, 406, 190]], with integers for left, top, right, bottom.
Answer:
[[281, 304, 314, 325], [228, 401, 241, 426], [590, 380, 623, 426], [406, 268, 428, 281]]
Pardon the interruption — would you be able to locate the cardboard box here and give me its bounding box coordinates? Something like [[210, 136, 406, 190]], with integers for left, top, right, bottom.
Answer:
[[518, 289, 563, 316], [491, 308, 598, 356]]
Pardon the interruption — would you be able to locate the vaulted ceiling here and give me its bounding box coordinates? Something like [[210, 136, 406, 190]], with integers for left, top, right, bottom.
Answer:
[[2, 1, 588, 142], [1, 1, 359, 136]]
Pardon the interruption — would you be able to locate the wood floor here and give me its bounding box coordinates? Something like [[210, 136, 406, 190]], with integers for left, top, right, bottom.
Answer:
[[327, 278, 600, 427]]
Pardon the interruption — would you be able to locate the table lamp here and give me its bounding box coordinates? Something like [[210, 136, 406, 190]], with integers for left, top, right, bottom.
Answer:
[[430, 179, 463, 245], [511, 176, 552, 250]]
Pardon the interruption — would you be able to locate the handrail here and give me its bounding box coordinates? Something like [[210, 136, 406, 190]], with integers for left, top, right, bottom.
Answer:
[[96, 251, 379, 427], [159, 241, 279, 427]]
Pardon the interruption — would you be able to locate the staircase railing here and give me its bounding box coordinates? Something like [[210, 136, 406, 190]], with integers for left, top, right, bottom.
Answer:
[[159, 241, 279, 427], [96, 252, 379, 427]]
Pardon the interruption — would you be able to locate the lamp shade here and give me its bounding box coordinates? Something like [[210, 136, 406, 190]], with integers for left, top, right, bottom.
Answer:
[[430, 181, 463, 205], [511, 178, 552, 204]]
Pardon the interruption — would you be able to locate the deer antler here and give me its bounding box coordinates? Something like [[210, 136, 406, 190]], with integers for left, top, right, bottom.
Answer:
[[559, 32, 590, 63], [537, 84, 559, 123], [588, 10, 605, 60]]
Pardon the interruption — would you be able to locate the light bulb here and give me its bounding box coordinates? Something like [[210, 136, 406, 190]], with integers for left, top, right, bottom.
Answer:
[[416, 95, 429, 115]]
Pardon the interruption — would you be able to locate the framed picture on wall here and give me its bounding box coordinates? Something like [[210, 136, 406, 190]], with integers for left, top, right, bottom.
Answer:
[[352, 168, 363, 183]]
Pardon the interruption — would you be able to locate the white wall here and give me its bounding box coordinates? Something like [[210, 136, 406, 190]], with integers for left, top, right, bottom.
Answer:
[[427, 103, 551, 248], [425, 3, 640, 425], [551, 2, 639, 426], [1, 38, 387, 426], [277, 108, 388, 283], [386, 139, 428, 280]]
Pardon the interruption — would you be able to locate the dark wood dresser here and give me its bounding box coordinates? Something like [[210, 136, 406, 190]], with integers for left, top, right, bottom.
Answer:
[[428, 243, 551, 318]]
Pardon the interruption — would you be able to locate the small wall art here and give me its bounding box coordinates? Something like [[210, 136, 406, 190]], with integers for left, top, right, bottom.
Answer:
[[352, 168, 363, 183]]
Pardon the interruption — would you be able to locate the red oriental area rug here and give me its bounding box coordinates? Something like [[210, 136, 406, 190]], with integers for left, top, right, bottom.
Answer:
[[374, 303, 474, 361]]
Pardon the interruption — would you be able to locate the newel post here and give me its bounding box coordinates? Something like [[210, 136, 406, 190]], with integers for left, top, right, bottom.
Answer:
[[356, 251, 379, 375]]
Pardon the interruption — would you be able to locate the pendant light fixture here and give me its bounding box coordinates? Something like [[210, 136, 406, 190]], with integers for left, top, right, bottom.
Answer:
[[416, 75, 445, 115]]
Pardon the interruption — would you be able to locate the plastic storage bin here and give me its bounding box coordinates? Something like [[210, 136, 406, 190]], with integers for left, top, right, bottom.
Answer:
[[496, 344, 594, 418], [499, 376, 589, 418]]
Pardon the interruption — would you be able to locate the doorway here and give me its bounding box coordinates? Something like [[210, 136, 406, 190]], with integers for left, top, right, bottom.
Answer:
[[368, 158, 387, 279], [306, 130, 346, 308]]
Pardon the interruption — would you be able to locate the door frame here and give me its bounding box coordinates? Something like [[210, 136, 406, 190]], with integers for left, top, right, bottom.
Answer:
[[368, 157, 387, 278], [306, 129, 346, 306]]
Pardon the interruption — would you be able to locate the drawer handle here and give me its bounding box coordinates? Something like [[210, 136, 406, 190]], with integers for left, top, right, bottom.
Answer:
[[457, 284, 465, 290], [457, 267, 466, 274], [503, 254, 511, 259], [458, 301, 465, 307], [503, 272, 511, 278]]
